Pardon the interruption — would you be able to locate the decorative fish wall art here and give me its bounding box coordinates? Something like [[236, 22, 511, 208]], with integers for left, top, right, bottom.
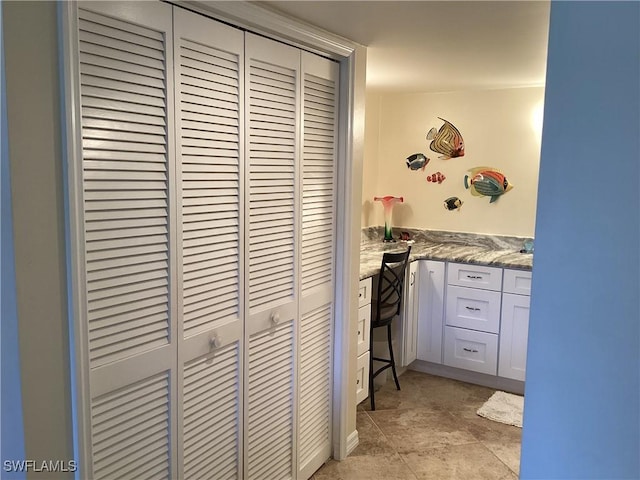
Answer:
[[426, 171, 446, 184], [406, 153, 430, 171], [464, 167, 514, 203], [426, 118, 465, 160], [444, 197, 463, 211]]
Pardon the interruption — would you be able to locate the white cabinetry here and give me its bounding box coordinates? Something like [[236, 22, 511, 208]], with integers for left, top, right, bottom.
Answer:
[[416, 260, 445, 364], [355, 277, 372, 404], [444, 263, 502, 375], [400, 260, 420, 366], [499, 270, 532, 381]]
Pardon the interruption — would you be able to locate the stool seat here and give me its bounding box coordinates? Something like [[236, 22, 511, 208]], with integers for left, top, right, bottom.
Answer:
[[369, 247, 411, 411]]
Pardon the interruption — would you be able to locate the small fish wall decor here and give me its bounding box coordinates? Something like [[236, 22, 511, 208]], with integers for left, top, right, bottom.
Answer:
[[426, 118, 465, 160], [426, 171, 446, 184], [406, 153, 430, 171], [464, 167, 514, 203], [444, 196, 463, 211]]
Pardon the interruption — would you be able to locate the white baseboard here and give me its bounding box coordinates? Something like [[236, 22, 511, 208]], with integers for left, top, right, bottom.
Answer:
[[345, 429, 359, 457]]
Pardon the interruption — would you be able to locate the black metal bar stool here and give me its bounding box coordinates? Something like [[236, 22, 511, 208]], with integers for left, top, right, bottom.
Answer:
[[369, 246, 411, 411]]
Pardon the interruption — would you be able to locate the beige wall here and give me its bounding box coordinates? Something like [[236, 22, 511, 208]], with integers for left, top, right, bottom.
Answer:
[[361, 90, 381, 227], [363, 87, 544, 237], [4, 2, 74, 477]]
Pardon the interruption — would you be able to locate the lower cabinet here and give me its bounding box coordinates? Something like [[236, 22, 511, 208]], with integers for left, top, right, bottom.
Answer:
[[356, 277, 372, 403], [443, 326, 499, 375], [400, 261, 420, 366], [498, 293, 531, 381], [416, 261, 446, 364], [415, 261, 532, 383]]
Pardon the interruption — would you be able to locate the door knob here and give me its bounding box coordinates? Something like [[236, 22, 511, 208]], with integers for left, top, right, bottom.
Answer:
[[210, 334, 222, 349], [270, 312, 280, 325]]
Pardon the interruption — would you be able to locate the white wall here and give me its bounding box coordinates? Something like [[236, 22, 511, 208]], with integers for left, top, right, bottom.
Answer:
[[363, 87, 544, 237], [520, 2, 639, 478]]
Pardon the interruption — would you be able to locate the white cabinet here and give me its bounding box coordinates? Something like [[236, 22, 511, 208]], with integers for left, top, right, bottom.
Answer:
[[445, 285, 502, 334], [444, 326, 499, 375], [400, 260, 419, 366], [499, 270, 532, 381], [355, 278, 372, 404], [416, 260, 445, 364], [444, 263, 500, 375], [416, 262, 532, 384]]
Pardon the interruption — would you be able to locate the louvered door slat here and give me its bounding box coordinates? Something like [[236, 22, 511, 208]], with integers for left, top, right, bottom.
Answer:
[[297, 53, 338, 479], [180, 31, 240, 335], [183, 343, 240, 480], [247, 41, 298, 315], [247, 320, 294, 479], [91, 372, 171, 480], [174, 8, 243, 480]]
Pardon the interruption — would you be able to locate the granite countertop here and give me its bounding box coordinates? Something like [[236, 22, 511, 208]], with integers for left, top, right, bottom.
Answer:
[[360, 227, 533, 280]]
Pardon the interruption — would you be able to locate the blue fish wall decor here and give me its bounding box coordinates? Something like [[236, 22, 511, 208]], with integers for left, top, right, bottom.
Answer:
[[406, 153, 430, 171], [464, 167, 514, 203]]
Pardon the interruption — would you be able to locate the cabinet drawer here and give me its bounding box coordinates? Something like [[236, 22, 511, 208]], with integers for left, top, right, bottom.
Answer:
[[444, 326, 498, 375], [356, 305, 371, 357], [503, 269, 532, 296], [446, 285, 501, 334], [358, 277, 372, 308], [355, 351, 370, 404], [447, 263, 502, 291]]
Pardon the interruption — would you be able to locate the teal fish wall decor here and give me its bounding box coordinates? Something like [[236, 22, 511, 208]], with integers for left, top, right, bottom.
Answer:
[[406, 153, 430, 171], [464, 167, 513, 203]]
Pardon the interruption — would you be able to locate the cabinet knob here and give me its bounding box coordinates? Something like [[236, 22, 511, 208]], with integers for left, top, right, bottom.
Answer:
[[209, 334, 222, 349], [270, 312, 280, 325]]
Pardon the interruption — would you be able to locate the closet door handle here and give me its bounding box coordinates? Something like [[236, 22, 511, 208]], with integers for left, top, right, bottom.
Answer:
[[270, 312, 280, 326], [210, 334, 223, 349]]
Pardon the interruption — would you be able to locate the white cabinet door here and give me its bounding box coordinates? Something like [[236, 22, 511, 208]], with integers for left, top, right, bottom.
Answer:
[[444, 326, 498, 375], [499, 293, 530, 381], [297, 52, 338, 479], [173, 9, 244, 478], [400, 261, 419, 366], [244, 33, 300, 480], [445, 285, 502, 334], [416, 261, 445, 363], [73, 3, 177, 478]]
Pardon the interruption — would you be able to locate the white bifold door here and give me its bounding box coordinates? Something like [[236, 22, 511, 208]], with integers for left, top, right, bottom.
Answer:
[[68, 2, 338, 479]]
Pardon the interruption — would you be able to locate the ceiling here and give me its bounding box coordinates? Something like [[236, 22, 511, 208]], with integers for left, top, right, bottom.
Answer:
[[259, 1, 551, 93]]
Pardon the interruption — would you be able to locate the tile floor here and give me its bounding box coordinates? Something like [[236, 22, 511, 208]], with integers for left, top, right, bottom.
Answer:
[[313, 370, 522, 480]]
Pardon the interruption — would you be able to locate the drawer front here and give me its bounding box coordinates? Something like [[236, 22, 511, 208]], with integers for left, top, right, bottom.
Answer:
[[356, 305, 371, 357], [446, 285, 501, 334], [355, 351, 370, 404], [443, 326, 498, 375], [358, 277, 372, 308], [447, 263, 502, 291], [503, 269, 532, 296]]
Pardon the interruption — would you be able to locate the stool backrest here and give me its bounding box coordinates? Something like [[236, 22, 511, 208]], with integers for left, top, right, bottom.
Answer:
[[375, 247, 411, 322]]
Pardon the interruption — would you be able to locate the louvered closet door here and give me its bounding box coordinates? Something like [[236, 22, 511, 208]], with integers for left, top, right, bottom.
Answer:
[[297, 52, 339, 480], [244, 33, 300, 480], [173, 8, 244, 479], [74, 2, 177, 479]]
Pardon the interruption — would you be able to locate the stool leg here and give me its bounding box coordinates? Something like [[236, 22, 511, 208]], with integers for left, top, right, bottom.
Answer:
[[387, 323, 401, 391], [369, 331, 375, 411]]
